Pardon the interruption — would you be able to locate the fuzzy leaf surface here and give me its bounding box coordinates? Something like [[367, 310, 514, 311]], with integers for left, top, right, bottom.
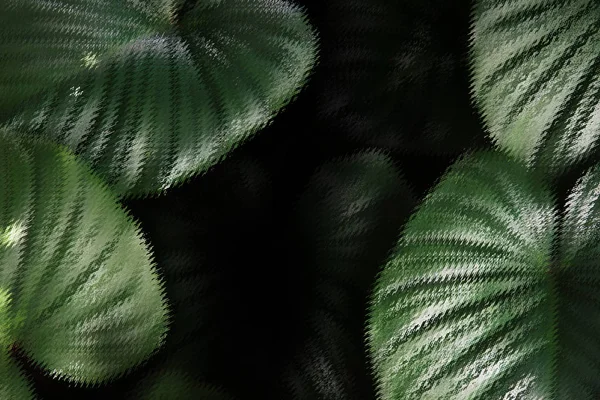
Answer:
[[0, 133, 169, 394], [1, 0, 318, 197], [470, 0, 600, 174], [368, 151, 600, 398]]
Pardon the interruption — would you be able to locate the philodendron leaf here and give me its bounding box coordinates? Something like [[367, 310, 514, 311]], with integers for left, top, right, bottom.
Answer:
[[470, 0, 600, 175], [0, 132, 169, 396], [1, 0, 318, 198], [368, 150, 600, 399]]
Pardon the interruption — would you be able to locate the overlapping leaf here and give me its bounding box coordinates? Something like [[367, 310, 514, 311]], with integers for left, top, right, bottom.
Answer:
[[0, 132, 169, 397], [284, 151, 415, 399], [1, 0, 318, 197], [368, 151, 600, 398], [1, 288, 34, 399], [470, 0, 600, 174], [554, 164, 600, 398]]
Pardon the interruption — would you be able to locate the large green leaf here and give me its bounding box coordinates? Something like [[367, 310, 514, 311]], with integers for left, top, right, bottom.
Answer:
[[554, 163, 600, 397], [0, 132, 169, 396], [470, 0, 600, 174], [368, 150, 600, 398], [1, 0, 318, 198]]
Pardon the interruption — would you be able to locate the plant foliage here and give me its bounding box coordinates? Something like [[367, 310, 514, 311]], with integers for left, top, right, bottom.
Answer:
[[368, 150, 600, 399], [1, 0, 318, 197], [0, 133, 169, 397], [470, 0, 600, 175]]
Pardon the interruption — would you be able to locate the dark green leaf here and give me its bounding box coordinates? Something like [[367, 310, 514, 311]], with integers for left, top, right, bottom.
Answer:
[[1, 0, 318, 197], [285, 151, 414, 400]]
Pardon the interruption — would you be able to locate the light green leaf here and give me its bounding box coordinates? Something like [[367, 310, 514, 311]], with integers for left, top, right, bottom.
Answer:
[[470, 0, 600, 174], [1, 0, 318, 198], [0, 132, 169, 390], [367, 150, 600, 398]]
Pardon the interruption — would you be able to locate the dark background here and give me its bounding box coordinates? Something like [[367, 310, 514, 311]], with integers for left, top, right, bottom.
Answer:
[[16, 0, 493, 398]]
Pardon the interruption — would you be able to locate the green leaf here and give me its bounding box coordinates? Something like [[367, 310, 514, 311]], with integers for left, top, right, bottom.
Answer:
[[470, 0, 600, 175], [0, 0, 168, 119], [366, 150, 600, 398], [0, 132, 169, 389], [553, 163, 600, 398], [1, 0, 318, 198]]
